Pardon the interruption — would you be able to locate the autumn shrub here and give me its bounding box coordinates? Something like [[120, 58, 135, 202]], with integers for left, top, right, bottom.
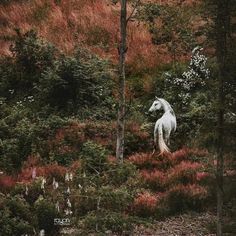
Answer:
[[164, 184, 208, 214], [132, 192, 159, 217], [18, 164, 67, 183], [170, 148, 208, 165], [128, 152, 155, 169], [140, 169, 166, 191], [78, 210, 134, 235], [0, 175, 16, 193], [129, 152, 172, 170], [166, 161, 202, 186]]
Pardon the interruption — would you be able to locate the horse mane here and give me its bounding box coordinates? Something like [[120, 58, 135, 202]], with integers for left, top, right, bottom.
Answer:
[[158, 98, 175, 115]]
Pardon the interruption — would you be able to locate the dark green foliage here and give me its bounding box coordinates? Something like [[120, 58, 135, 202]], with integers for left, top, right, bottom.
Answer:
[[34, 199, 60, 235], [0, 195, 36, 236], [80, 141, 108, 174], [78, 210, 134, 235], [107, 161, 136, 186]]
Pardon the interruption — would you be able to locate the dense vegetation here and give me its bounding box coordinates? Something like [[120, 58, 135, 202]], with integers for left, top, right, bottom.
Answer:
[[0, 0, 235, 235]]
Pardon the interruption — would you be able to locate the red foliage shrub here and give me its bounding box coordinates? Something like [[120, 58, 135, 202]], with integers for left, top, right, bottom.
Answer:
[[128, 153, 156, 168], [22, 154, 42, 168], [107, 155, 117, 164], [170, 148, 190, 164], [128, 152, 172, 170], [196, 172, 210, 182], [170, 147, 208, 165], [18, 164, 67, 183], [0, 175, 16, 192], [133, 192, 159, 216], [166, 161, 202, 186], [69, 160, 81, 172], [165, 184, 208, 213], [140, 169, 166, 190]]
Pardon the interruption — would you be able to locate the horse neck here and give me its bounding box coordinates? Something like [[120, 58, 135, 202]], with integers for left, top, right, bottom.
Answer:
[[159, 99, 172, 113]]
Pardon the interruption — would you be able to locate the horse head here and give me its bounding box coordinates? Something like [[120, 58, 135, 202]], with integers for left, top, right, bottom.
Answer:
[[148, 97, 162, 112]]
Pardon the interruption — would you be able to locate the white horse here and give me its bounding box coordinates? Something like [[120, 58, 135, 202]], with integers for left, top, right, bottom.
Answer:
[[148, 97, 177, 155]]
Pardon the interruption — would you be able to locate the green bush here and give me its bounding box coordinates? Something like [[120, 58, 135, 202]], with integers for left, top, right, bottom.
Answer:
[[80, 141, 108, 174], [107, 161, 137, 186], [98, 186, 134, 212], [78, 210, 134, 234], [0, 195, 36, 236], [35, 199, 60, 235]]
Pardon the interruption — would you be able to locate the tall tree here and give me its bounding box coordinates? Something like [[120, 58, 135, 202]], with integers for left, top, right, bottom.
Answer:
[[116, 0, 141, 161], [215, 1, 230, 235], [116, 0, 127, 162]]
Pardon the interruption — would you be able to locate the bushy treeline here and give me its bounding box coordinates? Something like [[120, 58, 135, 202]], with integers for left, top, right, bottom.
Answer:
[[0, 30, 115, 172], [0, 29, 114, 116]]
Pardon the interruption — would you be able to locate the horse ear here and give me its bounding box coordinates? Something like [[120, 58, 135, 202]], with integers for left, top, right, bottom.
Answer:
[[155, 96, 159, 100]]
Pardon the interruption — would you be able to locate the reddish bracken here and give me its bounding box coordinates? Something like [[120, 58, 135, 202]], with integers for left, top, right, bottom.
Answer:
[[167, 183, 208, 199], [196, 172, 210, 181], [0, 175, 16, 191], [186, 184, 208, 198], [107, 155, 117, 164], [18, 164, 68, 183], [128, 153, 155, 167], [170, 147, 208, 164], [140, 169, 166, 189], [69, 160, 81, 172], [22, 154, 42, 168], [133, 192, 159, 214], [167, 161, 202, 185]]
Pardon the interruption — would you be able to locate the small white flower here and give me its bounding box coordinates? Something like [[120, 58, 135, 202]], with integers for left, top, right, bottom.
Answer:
[[55, 201, 60, 212], [67, 198, 72, 208], [64, 209, 73, 215], [66, 187, 71, 194], [52, 178, 59, 190], [25, 185, 29, 195], [65, 172, 69, 182], [41, 178, 46, 190], [39, 229, 45, 236], [32, 168, 36, 179], [69, 173, 73, 181]]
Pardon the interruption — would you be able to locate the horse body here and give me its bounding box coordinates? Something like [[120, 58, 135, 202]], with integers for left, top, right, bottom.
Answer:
[[148, 98, 176, 155]]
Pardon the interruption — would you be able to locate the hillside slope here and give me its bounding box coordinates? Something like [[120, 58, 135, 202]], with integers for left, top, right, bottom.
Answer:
[[0, 0, 198, 70]]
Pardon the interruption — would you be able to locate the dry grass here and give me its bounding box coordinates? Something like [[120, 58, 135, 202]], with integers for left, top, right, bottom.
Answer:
[[0, 0, 198, 70]]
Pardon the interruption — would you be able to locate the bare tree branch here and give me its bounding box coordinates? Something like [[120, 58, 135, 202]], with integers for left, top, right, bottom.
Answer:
[[126, 0, 141, 24]]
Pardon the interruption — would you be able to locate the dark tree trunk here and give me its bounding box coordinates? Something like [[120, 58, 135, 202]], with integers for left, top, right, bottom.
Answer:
[[215, 1, 230, 235], [116, 0, 127, 162]]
